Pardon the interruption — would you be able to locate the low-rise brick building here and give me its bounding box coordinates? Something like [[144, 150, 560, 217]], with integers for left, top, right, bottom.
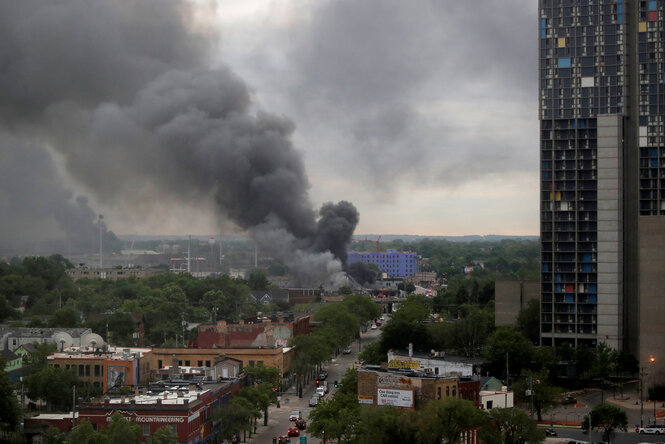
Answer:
[[47, 347, 152, 393], [77, 379, 242, 443], [149, 347, 295, 377], [191, 315, 310, 349], [357, 366, 479, 409]]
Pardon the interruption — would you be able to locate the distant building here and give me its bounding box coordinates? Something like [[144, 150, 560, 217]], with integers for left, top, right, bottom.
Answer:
[[2, 349, 22, 372], [386, 349, 481, 377], [66, 267, 163, 281], [148, 347, 296, 378], [152, 356, 243, 382], [47, 346, 152, 393], [494, 280, 540, 327], [357, 366, 480, 409], [0, 326, 92, 351], [287, 288, 320, 305], [192, 315, 310, 349], [251, 289, 289, 305], [347, 249, 418, 277], [479, 385, 514, 410]]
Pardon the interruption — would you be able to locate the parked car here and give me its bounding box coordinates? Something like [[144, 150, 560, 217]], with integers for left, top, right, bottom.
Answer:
[[309, 395, 319, 407], [637, 425, 663, 434], [295, 419, 307, 430], [289, 410, 301, 421], [287, 426, 300, 437], [342, 348, 352, 354], [562, 396, 577, 405], [545, 428, 557, 436], [370, 324, 377, 330]]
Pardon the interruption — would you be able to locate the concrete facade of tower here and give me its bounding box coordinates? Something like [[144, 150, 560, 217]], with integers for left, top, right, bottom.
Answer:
[[539, 0, 665, 380]]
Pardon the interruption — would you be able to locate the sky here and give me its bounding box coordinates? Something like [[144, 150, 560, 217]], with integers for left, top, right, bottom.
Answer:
[[0, 0, 538, 251], [207, 0, 539, 236]]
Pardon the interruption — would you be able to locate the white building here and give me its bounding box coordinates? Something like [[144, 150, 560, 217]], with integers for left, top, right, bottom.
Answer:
[[479, 386, 514, 410]]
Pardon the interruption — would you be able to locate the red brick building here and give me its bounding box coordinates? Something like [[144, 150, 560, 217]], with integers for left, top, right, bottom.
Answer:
[[77, 379, 242, 443], [191, 315, 310, 349]]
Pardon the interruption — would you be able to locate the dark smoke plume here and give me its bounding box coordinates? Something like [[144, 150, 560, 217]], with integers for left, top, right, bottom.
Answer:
[[347, 261, 377, 286], [0, 0, 357, 285]]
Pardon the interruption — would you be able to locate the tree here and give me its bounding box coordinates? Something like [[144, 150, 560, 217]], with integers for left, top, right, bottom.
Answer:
[[450, 306, 493, 356], [512, 371, 560, 422], [26, 365, 80, 411], [590, 342, 618, 381], [340, 294, 381, 326], [516, 299, 540, 345], [352, 405, 417, 444], [42, 426, 66, 444], [308, 390, 361, 442], [149, 426, 177, 444], [480, 408, 544, 444], [380, 319, 432, 353], [0, 358, 21, 435], [247, 269, 270, 290], [103, 413, 141, 444], [66, 420, 107, 444], [358, 341, 385, 365], [49, 306, 81, 328], [483, 326, 533, 380], [417, 397, 485, 444], [581, 403, 628, 443], [211, 396, 255, 441]]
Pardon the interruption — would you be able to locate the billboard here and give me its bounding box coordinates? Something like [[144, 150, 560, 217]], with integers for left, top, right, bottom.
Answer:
[[376, 388, 414, 408]]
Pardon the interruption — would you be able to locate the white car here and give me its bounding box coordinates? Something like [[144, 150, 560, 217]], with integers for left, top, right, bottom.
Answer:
[[370, 324, 377, 330], [289, 410, 301, 421], [316, 386, 326, 397], [637, 425, 663, 435]]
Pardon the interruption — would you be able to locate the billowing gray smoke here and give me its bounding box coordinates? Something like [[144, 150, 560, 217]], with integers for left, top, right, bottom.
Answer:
[[0, 0, 357, 285]]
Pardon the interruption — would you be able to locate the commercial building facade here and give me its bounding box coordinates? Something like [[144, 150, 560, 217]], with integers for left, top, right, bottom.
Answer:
[[357, 366, 480, 409], [347, 249, 418, 277], [47, 347, 152, 393], [539, 0, 665, 379], [77, 380, 242, 443]]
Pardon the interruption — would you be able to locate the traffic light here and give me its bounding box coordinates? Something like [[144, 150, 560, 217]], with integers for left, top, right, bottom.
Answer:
[[316, 379, 320, 386], [334, 380, 338, 388]]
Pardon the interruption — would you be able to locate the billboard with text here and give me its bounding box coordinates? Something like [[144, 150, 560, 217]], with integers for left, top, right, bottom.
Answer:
[[376, 388, 414, 408]]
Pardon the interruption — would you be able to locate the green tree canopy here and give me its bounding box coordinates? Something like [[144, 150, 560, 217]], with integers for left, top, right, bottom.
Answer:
[[0, 358, 21, 434], [417, 397, 486, 444], [148, 426, 177, 444], [582, 403, 628, 443], [480, 408, 544, 444]]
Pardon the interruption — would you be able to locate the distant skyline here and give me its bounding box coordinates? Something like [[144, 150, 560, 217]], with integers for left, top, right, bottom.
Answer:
[[0, 0, 537, 247]]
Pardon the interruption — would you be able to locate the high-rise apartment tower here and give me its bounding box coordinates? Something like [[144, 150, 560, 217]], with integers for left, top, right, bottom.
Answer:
[[539, 0, 665, 379]]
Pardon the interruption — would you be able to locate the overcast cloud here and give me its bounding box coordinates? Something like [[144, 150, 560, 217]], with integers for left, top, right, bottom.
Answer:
[[0, 0, 538, 254], [214, 0, 538, 234]]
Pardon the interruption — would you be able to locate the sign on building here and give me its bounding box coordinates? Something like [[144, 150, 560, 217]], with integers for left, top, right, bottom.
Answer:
[[376, 388, 414, 408]]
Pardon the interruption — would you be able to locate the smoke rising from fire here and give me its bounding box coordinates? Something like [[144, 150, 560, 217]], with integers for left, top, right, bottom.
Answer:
[[0, 0, 357, 285]]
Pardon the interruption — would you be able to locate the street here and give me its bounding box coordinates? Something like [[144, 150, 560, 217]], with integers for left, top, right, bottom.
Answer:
[[244, 326, 382, 443]]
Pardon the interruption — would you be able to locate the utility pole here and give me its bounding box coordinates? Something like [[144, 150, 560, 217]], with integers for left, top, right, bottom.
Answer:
[[187, 235, 191, 274], [640, 366, 648, 427], [98, 214, 104, 269]]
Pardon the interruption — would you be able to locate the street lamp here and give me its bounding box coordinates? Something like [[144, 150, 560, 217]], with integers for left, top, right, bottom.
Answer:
[[651, 355, 657, 423]]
